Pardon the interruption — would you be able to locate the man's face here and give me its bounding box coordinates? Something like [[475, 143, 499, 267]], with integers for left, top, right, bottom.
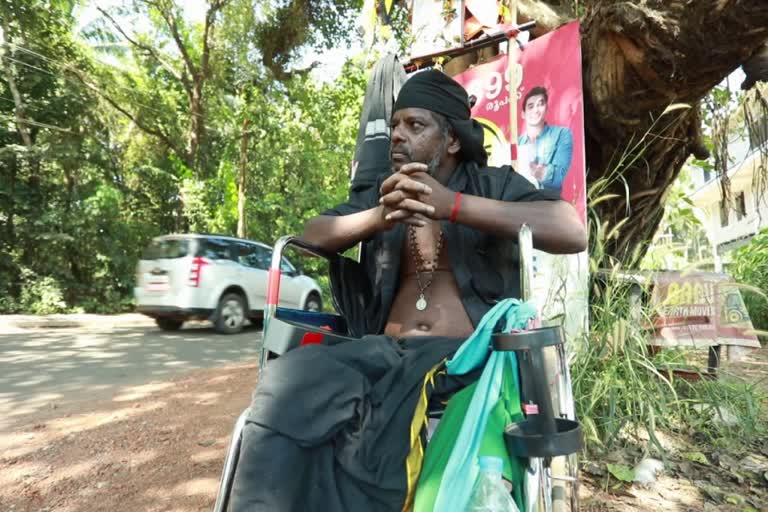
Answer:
[[523, 94, 547, 128], [389, 107, 447, 173]]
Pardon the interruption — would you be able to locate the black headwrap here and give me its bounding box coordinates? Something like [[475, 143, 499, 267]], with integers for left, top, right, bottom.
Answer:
[[393, 69, 488, 167]]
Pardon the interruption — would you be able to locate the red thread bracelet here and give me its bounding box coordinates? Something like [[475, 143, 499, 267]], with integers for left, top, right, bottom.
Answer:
[[449, 192, 462, 223]]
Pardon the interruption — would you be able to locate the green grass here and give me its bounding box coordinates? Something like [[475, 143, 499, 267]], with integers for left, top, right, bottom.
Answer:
[[573, 124, 768, 457]]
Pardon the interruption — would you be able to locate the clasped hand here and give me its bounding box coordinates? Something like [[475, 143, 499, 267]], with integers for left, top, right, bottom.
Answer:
[[378, 163, 452, 228]]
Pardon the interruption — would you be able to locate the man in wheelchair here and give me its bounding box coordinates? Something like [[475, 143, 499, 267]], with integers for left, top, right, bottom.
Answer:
[[230, 70, 586, 511]]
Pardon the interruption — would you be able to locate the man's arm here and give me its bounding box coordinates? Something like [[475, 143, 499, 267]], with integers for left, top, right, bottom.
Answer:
[[301, 172, 433, 253], [385, 163, 586, 254], [452, 196, 586, 253], [543, 127, 573, 190], [301, 207, 386, 254]]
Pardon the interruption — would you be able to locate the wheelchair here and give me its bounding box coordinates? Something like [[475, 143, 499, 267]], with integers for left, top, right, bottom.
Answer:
[[212, 226, 582, 512]]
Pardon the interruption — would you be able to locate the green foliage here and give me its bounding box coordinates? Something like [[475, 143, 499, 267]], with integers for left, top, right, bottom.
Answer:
[[0, 0, 364, 314], [641, 166, 711, 271], [730, 227, 768, 334], [17, 269, 67, 315]]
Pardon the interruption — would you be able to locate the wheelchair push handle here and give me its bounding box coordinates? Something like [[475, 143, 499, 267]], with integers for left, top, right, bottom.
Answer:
[[518, 224, 533, 303]]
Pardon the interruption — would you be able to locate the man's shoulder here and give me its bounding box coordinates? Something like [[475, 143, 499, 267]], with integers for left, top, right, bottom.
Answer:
[[470, 163, 514, 177], [546, 124, 573, 137], [471, 164, 527, 183]]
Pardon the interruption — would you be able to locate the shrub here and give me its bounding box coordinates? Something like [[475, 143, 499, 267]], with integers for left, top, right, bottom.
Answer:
[[730, 227, 768, 335], [18, 271, 67, 315]]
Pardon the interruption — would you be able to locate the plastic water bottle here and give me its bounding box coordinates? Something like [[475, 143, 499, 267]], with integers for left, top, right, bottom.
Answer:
[[466, 456, 521, 512]]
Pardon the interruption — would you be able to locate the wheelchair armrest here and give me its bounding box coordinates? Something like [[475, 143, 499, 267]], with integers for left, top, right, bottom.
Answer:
[[264, 236, 344, 341]]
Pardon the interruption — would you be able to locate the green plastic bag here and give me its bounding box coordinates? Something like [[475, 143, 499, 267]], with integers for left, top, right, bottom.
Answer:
[[413, 359, 526, 511]]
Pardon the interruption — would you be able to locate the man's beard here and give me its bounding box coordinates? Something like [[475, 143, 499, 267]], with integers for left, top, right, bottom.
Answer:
[[391, 134, 450, 175], [426, 134, 450, 176]]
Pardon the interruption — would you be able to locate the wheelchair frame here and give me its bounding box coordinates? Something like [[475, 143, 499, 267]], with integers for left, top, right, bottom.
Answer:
[[212, 226, 581, 512]]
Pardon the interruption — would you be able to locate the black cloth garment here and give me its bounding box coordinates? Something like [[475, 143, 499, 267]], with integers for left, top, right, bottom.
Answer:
[[323, 162, 562, 333], [351, 53, 406, 202], [328, 254, 371, 338], [230, 335, 481, 512]]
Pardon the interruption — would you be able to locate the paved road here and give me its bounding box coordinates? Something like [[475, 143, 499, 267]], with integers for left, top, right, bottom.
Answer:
[[0, 323, 262, 428]]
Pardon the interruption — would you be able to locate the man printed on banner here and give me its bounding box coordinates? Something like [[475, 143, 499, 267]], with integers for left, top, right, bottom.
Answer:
[[517, 86, 574, 191]]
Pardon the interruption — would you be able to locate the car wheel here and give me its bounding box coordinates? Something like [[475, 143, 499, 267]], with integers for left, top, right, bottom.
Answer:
[[215, 292, 246, 334], [304, 293, 322, 312], [156, 317, 184, 331]]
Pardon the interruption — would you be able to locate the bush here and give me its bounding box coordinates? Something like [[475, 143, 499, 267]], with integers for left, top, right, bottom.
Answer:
[[730, 227, 768, 335], [18, 271, 67, 315]]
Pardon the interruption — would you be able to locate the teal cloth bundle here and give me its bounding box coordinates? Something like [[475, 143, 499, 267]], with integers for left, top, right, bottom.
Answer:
[[413, 298, 537, 511]]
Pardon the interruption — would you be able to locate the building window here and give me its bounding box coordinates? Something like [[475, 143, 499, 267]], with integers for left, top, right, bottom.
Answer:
[[735, 192, 747, 221], [720, 200, 729, 227]]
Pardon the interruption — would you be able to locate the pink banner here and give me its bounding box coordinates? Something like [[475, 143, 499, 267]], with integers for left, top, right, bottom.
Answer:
[[454, 22, 586, 222]]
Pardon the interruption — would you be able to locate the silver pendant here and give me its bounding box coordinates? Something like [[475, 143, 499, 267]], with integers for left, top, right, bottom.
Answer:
[[416, 294, 427, 311]]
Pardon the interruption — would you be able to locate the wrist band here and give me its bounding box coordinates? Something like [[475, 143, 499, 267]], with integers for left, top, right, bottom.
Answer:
[[449, 192, 462, 223]]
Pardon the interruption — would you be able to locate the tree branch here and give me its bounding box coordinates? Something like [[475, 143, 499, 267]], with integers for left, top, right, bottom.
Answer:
[[147, 0, 199, 81], [68, 69, 184, 159], [201, 0, 229, 79], [0, 22, 33, 147], [97, 6, 192, 93]]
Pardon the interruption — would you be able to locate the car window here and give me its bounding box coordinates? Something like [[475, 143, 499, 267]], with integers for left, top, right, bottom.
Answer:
[[240, 244, 272, 270], [280, 257, 295, 274], [255, 246, 272, 270], [196, 238, 234, 260], [142, 238, 191, 259], [237, 243, 266, 269]]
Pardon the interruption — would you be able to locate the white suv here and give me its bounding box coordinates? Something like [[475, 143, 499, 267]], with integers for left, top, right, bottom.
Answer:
[[134, 234, 323, 334]]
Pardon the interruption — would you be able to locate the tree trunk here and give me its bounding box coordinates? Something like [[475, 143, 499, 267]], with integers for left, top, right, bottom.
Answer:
[[188, 81, 204, 170], [237, 118, 251, 238], [577, 1, 768, 264]]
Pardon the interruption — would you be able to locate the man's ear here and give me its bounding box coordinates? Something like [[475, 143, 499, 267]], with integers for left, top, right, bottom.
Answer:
[[447, 132, 461, 156]]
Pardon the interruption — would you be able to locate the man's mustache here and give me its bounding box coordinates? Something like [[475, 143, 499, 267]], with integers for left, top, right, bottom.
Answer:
[[390, 146, 413, 160]]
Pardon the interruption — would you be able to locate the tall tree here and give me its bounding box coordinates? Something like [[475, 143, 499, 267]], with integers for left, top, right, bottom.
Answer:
[[522, 0, 768, 263], [97, 0, 230, 174]]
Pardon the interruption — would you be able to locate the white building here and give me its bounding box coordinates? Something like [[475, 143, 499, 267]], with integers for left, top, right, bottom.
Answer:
[[690, 135, 768, 270]]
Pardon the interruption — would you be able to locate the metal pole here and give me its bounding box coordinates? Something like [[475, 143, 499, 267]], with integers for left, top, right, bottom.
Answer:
[[519, 224, 534, 302]]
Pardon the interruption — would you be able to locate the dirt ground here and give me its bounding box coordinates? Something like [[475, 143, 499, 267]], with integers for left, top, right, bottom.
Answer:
[[1, 345, 766, 512]]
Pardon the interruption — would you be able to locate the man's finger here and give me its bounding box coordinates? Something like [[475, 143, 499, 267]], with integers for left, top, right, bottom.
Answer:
[[379, 189, 415, 206], [394, 179, 432, 195], [398, 162, 430, 175], [380, 172, 409, 195], [385, 209, 427, 226], [392, 198, 435, 217]]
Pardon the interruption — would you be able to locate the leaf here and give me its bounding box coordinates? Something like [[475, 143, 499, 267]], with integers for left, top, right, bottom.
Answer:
[[661, 102, 692, 115], [606, 463, 635, 483], [681, 451, 709, 465]]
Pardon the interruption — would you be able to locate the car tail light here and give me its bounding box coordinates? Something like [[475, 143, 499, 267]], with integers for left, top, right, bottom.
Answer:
[[188, 257, 209, 287]]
